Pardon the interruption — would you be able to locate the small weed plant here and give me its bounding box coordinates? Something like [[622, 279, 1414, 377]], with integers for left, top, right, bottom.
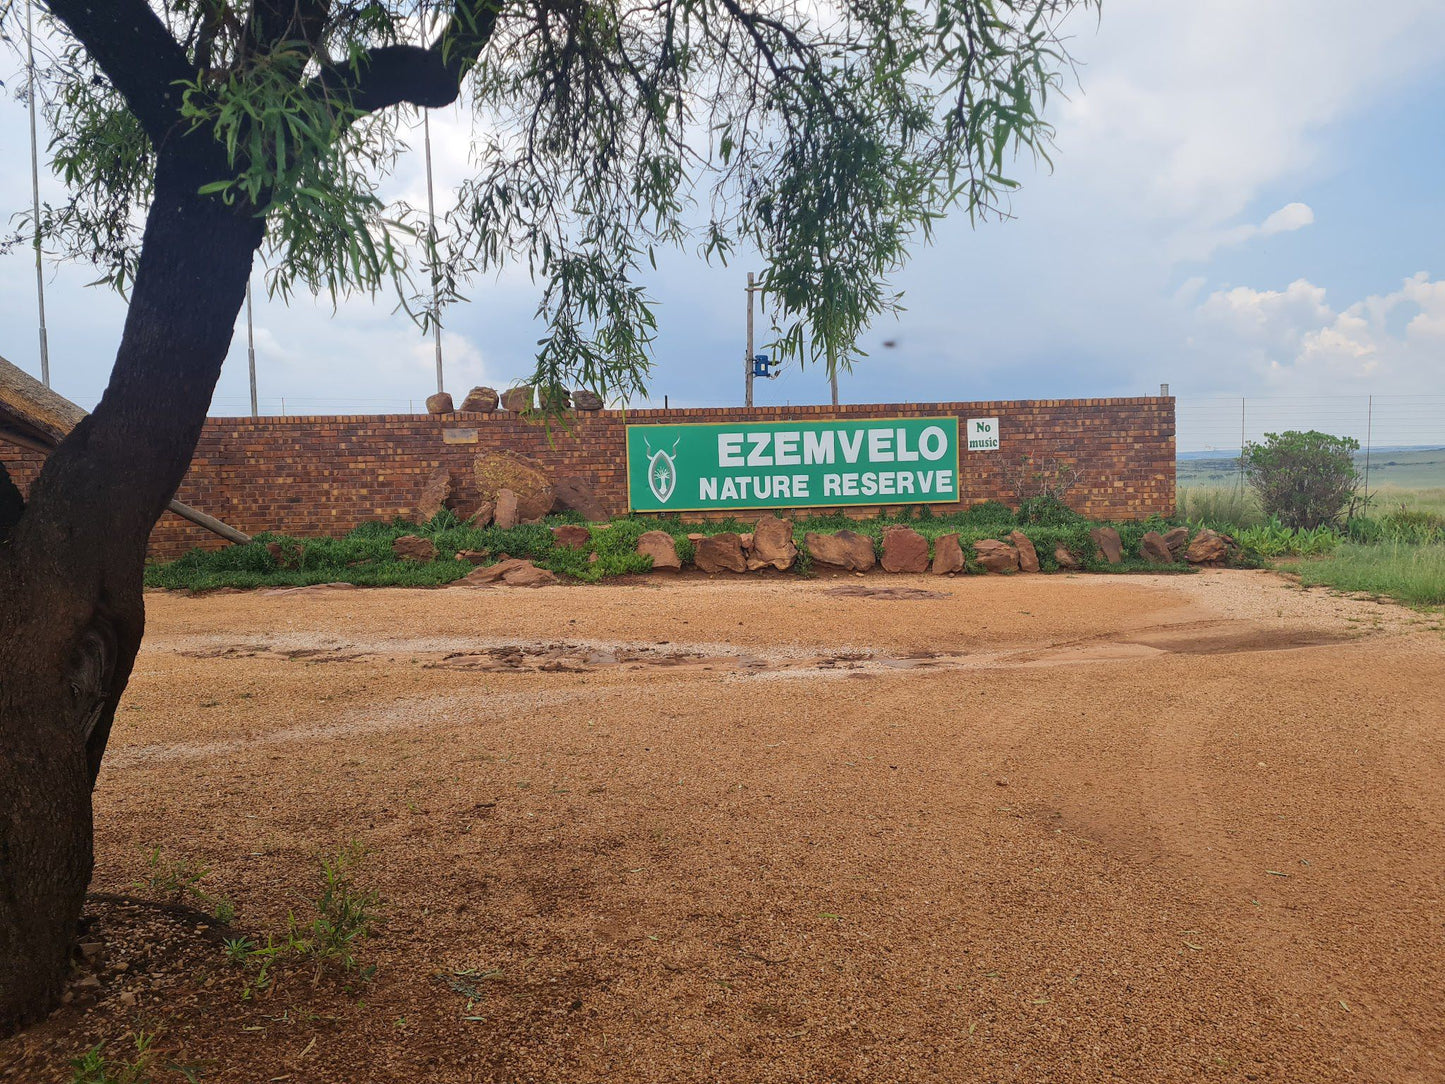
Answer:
[[226, 841, 380, 997], [134, 846, 237, 925], [69, 1031, 157, 1084]]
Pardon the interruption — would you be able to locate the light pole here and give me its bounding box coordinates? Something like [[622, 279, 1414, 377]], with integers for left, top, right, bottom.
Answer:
[[424, 110, 443, 396], [245, 280, 258, 418], [26, 0, 50, 388]]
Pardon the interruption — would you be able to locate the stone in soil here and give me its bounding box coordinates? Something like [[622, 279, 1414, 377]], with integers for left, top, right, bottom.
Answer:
[[1162, 526, 1190, 558], [1186, 528, 1231, 565], [459, 386, 499, 413], [636, 530, 681, 571], [973, 539, 1020, 574], [881, 527, 929, 573], [494, 489, 520, 531], [500, 385, 533, 412], [931, 533, 965, 575], [552, 525, 592, 549], [695, 533, 747, 574], [1009, 531, 1040, 573], [748, 515, 797, 571], [425, 391, 454, 414], [555, 475, 609, 521], [474, 451, 555, 521], [392, 534, 437, 562], [414, 466, 454, 522], [1055, 545, 1081, 570], [469, 500, 495, 528], [806, 530, 877, 572], [1091, 526, 1124, 564], [458, 558, 555, 586], [455, 549, 490, 565], [1140, 531, 1173, 564]]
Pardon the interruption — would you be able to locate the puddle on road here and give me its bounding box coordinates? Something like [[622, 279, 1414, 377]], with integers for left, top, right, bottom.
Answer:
[[173, 623, 1363, 679]]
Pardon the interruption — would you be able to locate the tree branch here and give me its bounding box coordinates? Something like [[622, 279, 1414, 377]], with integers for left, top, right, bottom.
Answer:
[[321, 0, 503, 115], [45, 0, 199, 147]]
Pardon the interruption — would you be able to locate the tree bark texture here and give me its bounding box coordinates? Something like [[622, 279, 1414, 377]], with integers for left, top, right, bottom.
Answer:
[[0, 155, 263, 1031]]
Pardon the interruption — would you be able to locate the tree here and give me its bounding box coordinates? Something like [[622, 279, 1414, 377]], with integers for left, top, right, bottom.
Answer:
[[0, 0, 1095, 1029], [1244, 430, 1361, 529]]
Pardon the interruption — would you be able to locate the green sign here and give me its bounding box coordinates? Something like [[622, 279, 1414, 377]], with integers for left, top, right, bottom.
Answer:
[[626, 417, 960, 512]]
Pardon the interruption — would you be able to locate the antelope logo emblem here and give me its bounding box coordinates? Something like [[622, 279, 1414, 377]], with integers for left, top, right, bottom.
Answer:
[[644, 436, 680, 504]]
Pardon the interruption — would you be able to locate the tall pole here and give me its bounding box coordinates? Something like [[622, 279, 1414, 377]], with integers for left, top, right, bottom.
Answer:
[[829, 366, 839, 407], [745, 272, 755, 408], [1238, 396, 1246, 493], [26, 0, 50, 388], [1363, 394, 1373, 505], [245, 280, 258, 418], [424, 110, 443, 396]]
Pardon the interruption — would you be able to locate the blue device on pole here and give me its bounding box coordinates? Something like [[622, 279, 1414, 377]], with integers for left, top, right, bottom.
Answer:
[[751, 354, 771, 378]]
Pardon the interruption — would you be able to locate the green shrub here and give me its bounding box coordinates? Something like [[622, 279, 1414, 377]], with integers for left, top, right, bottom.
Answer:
[[1244, 430, 1359, 529]]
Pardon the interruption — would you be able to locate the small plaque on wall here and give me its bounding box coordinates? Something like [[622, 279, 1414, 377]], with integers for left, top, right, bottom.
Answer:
[[442, 428, 479, 445]]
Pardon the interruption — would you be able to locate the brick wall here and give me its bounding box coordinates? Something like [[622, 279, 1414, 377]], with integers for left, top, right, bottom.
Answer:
[[1, 398, 1174, 561]]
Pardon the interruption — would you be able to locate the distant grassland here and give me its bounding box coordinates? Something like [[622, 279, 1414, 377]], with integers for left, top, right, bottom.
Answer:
[[1178, 446, 1445, 487], [1178, 446, 1445, 521]]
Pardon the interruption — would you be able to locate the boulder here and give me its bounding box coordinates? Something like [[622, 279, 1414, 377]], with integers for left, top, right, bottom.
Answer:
[[573, 389, 604, 411], [555, 475, 609, 521], [1054, 545, 1081, 571], [474, 451, 554, 521], [551, 524, 591, 549], [414, 466, 454, 522], [973, 539, 1020, 574], [1162, 526, 1190, 558], [469, 501, 495, 528], [931, 533, 965, 575], [265, 541, 299, 569], [881, 527, 929, 573], [457, 558, 556, 587], [805, 530, 876, 572], [494, 489, 520, 530], [501, 562, 559, 587], [455, 549, 490, 565], [425, 391, 454, 414], [459, 386, 499, 413], [500, 385, 533, 413], [1090, 526, 1124, 565], [1140, 531, 1173, 564], [538, 385, 572, 412], [636, 530, 681, 571], [1008, 531, 1040, 573], [695, 532, 747, 574], [747, 515, 797, 571], [1185, 528, 1231, 565], [392, 534, 437, 562]]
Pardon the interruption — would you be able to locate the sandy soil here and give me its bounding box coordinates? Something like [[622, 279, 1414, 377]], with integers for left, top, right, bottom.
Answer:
[[4, 569, 1444, 1083]]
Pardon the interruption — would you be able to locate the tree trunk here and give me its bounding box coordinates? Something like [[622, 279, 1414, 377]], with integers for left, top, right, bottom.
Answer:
[[0, 154, 263, 1032]]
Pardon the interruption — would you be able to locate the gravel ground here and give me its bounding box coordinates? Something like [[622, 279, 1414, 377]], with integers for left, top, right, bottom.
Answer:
[[4, 568, 1444, 1083]]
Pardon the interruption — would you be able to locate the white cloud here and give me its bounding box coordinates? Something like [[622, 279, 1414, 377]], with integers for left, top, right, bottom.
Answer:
[[1260, 202, 1315, 236], [1191, 272, 1445, 392]]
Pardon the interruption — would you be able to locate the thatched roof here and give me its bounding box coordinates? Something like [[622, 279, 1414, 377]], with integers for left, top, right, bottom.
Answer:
[[0, 354, 87, 448]]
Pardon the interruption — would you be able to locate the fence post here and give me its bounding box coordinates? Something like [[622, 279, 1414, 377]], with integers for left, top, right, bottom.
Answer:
[[1363, 394, 1373, 505]]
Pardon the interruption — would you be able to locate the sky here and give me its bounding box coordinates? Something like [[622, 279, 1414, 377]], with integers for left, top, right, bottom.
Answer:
[[2, 0, 1444, 451]]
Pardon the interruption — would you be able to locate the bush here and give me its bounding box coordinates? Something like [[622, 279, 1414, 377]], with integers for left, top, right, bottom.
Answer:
[[1244, 430, 1359, 529]]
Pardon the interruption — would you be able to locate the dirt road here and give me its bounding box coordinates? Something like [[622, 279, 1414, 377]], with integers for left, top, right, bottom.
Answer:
[[4, 569, 1444, 1082]]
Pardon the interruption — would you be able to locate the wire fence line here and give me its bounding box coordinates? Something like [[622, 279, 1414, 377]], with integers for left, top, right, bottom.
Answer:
[[1176, 395, 1445, 456]]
